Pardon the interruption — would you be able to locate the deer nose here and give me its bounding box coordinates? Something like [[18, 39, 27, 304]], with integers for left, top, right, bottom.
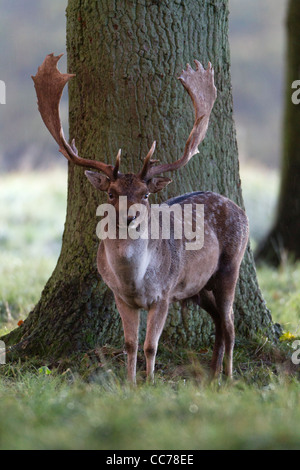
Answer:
[[127, 215, 137, 226]]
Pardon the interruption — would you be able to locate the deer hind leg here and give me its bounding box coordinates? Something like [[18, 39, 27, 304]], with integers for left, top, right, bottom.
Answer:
[[114, 296, 140, 385], [144, 300, 169, 382], [198, 289, 225, 378], [213, 266, 240, 379]]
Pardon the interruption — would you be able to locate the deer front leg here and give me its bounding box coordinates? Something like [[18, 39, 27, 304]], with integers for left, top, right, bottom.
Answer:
[[114, 295, 140, 384], [144, 300, 169, 382]]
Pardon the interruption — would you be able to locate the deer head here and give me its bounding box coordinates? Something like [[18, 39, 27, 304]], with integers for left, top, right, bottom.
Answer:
[[84, 143, 172, 227]]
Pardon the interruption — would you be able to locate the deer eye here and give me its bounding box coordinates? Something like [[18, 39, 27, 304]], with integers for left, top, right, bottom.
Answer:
[[108, 192, 114, 200], [144, 193, 149, 200]]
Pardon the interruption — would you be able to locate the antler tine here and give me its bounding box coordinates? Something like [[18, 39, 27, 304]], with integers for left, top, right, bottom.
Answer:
[[32, 53, 115, 179], [113, 149, 121, 179], [142, 60, 217, 180], [139, 141, 157, 180]]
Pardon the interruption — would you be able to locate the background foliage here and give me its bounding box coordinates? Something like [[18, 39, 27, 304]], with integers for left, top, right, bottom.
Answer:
[[0, 0, 286, 170]]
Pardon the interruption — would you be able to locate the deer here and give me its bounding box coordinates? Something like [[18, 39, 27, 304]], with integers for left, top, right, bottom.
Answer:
[[32, 53, 249, 384]]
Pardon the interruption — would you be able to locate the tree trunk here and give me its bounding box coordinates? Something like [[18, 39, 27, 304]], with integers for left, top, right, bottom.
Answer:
[[256, 0, 300, 266], [3, 0, 279, 364]]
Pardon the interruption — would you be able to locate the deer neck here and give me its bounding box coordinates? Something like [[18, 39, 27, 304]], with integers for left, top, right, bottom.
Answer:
[[103, 235, 152, 284]]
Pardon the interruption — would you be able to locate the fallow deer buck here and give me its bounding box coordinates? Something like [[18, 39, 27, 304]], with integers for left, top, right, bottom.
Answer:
[[33, 53, 248, 383]]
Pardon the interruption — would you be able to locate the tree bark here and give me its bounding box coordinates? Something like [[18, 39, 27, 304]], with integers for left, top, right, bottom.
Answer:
[[256, 0, 300, 266], [3, 0, 279, 363]]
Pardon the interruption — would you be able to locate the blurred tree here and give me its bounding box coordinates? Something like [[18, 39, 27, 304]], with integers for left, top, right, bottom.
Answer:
[[256, 0, 300, 265], [0, 0, 68, 171], [3, 0, 279, 366], [0, 0, 286, 171]]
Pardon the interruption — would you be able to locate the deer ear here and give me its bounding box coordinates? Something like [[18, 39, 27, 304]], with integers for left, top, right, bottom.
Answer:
[[147, 177, 172, 194], [85, 171, 110, 191]]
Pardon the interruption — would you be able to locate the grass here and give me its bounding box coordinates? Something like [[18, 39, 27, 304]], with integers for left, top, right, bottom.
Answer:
[[240, 161, 279, 248], [257, 262, 300, 336], [0, 169, 67, 326], [0, 371, 300, 450], [0, 167, 299, 450]]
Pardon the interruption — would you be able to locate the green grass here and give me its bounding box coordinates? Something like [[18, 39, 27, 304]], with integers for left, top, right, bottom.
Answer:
[[0, 167, 299, 450], [0, 169, 67, 325], [257, 262, 300, 336], [240, 162, 279, 248], [0, 372, 299, 450]]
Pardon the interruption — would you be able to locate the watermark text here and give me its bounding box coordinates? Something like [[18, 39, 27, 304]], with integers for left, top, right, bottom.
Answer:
[[96, 200, 205, 251], [291, 80, 300, 105], [291, 340, 300, 365], [0, 80, 6, 104], [0, 340, 6, 364]]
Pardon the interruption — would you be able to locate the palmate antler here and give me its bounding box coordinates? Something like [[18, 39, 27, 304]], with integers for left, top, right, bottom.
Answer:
[[32, 53, 116, 179], [140, 60, 217, 180], [33, 54, 216, 181]]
